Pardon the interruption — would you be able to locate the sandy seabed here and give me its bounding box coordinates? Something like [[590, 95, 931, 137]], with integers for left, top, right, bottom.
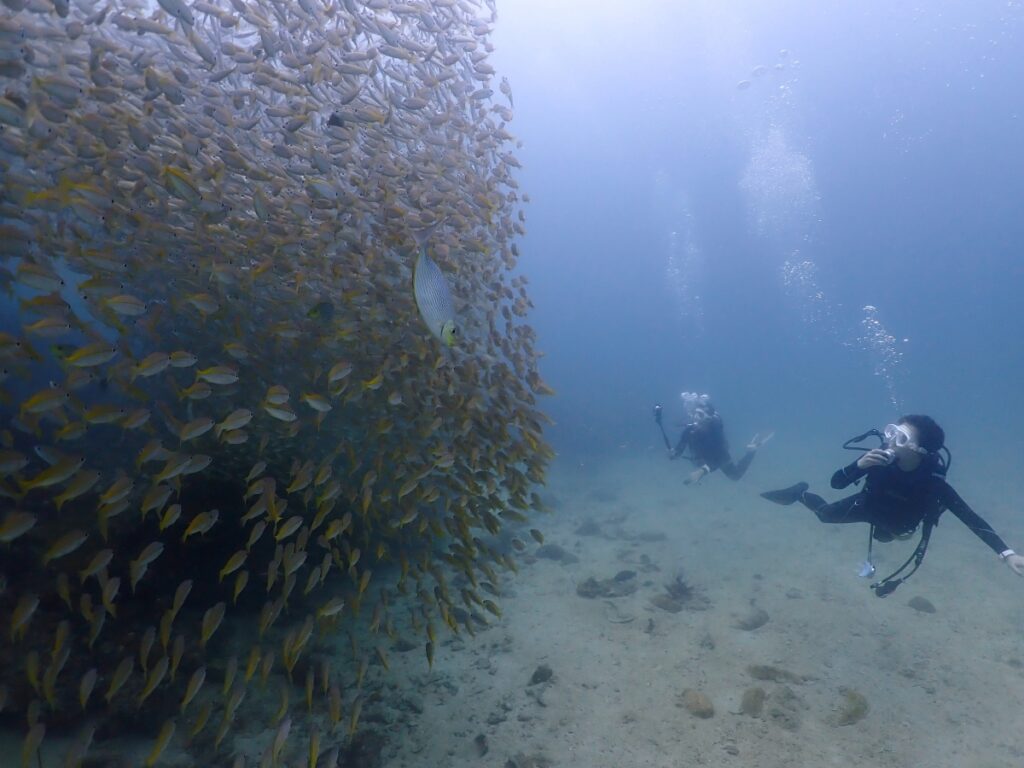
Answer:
[[383, 446, 1024, 768], [3, 442, 1021, 768]]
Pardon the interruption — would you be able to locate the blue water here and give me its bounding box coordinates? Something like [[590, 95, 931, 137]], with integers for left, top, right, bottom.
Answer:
[[477, 11, 1024, 763], [492, 0, 1024, 479], [2, 2, 1022, 764]]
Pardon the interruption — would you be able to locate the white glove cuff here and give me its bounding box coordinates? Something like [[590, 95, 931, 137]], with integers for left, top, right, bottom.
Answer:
[[998, 549, 1015, 561]]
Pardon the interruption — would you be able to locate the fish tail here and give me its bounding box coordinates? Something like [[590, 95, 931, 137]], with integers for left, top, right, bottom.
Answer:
[[23, 189, 51, 206], [49, 344, 69, 366], [158, 402, 184, 438], [409, 217, 447, 255], [0, 479, 24, 503]]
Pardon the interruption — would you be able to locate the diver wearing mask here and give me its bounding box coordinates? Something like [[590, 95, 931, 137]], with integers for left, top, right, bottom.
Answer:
[[760, 414, 1024, 594], [654, 392, 772, 485]]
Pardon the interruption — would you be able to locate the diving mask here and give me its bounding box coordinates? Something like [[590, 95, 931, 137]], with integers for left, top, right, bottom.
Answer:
[[882, 424, 928, 455]]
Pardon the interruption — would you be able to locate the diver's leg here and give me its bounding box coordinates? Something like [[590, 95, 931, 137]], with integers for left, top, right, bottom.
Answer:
[[763, 485, 876, 527], [721, 449, 755, 481], [803, 494, 871, 525]]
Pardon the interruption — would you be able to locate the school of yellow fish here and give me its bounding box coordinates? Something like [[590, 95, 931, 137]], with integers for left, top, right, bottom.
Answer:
[[0, 0, 553, 764]]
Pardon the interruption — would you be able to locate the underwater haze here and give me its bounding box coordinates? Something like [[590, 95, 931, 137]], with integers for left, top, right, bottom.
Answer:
[[3, 0, 1024, 766], [474, 2, 1024, 765], [495, 0, 1024, 482]]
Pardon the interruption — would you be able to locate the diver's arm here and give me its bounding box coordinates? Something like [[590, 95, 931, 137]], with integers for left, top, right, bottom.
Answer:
[[832, 449, 892, 489], [671, 427, 692, 459], [939, 481, 1010, 555], [831, 460, 866, 489]]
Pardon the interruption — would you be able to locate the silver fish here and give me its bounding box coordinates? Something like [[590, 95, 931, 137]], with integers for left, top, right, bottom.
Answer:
[[412, 226, 458, 347]]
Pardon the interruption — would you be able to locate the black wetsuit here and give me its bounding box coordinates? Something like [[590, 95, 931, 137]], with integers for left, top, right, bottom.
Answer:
[[673, 414, 754, 480], [800, 459, 1008, 552]]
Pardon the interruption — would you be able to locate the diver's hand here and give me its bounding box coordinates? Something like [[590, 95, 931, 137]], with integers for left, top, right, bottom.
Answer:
[[857, 449, 891, 469], [747, 431, 775, 452], [684, 466, 709, 485], [1003, 552, 1024, 577]]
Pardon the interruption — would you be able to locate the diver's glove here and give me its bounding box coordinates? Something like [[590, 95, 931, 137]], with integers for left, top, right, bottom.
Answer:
[[999, 549, 1024, 577]]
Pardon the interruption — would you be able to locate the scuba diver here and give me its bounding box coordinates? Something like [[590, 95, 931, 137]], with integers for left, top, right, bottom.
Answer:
[[760, 414, 1024, 596], [654, 392, 772, 485]]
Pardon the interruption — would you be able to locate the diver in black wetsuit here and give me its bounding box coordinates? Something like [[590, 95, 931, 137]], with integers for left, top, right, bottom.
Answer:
[[761, 414, 1024, 593], [656, 392, 771, 486]]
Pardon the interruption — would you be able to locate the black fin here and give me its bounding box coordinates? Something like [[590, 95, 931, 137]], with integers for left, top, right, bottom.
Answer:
[[759, 482, 809, 506]]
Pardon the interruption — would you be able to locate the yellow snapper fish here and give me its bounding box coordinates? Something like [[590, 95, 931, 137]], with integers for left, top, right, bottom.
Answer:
[[411, 226, 458, 347]]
